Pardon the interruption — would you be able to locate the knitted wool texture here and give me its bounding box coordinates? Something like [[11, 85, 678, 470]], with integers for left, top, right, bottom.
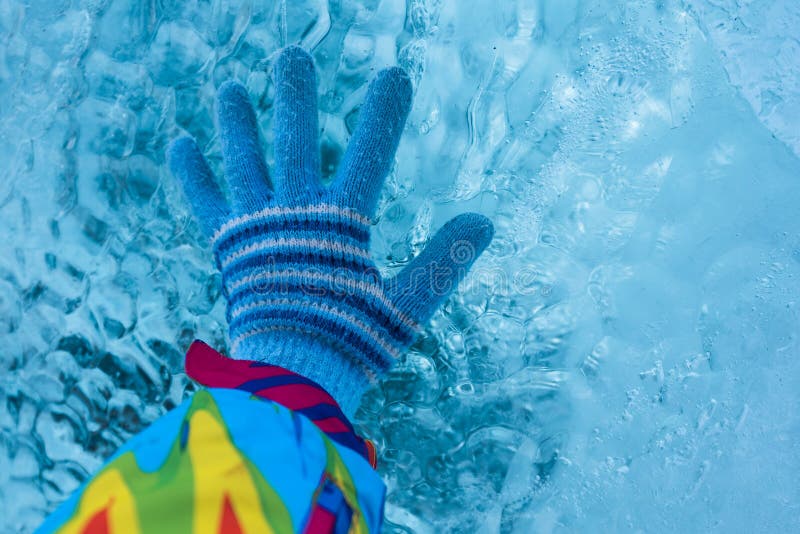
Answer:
[[168, 46, 493, 416]]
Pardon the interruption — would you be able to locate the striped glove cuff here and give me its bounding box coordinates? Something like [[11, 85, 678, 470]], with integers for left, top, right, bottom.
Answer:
[[212, 204, 419, 381]]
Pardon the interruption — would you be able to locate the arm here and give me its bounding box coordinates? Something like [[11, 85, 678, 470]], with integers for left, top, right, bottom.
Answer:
[[39, 46, 493, 534]]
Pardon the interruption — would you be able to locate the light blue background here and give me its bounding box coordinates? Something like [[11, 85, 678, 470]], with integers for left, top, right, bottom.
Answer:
[[0, 0, 798, 532]]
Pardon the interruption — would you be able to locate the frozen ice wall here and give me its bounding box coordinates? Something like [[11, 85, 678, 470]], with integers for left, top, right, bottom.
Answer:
[[1, 0, 799, 532]]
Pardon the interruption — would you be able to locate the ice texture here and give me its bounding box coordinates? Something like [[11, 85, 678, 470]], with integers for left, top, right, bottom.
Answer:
[[1, 0, 799, 532]]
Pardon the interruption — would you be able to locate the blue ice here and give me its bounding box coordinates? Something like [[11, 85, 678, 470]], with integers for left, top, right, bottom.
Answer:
[[0, 0, 799, 532]]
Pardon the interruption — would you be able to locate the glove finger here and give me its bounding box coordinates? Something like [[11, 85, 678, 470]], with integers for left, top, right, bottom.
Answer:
[[167, 136, 230, 237], [387, 213, 494, 324], [272, 46, 323, 203], [332, 67, 412, 219], [217, 81, 273, 211]]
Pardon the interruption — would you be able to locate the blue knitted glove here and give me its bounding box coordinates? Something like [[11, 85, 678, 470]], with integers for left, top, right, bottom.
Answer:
[[168, 46, 493, 415]]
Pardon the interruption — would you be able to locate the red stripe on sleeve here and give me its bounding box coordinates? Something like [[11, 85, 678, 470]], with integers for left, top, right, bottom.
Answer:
[[310, 416, 352, 434], [254, 383, 338, 411]]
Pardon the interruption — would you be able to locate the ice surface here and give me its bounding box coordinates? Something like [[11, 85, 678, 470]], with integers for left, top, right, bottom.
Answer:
[[1, 0, 799, 532]]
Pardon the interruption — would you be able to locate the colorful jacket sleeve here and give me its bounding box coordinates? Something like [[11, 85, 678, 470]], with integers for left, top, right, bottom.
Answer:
[[36, 341, 385, 534]]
